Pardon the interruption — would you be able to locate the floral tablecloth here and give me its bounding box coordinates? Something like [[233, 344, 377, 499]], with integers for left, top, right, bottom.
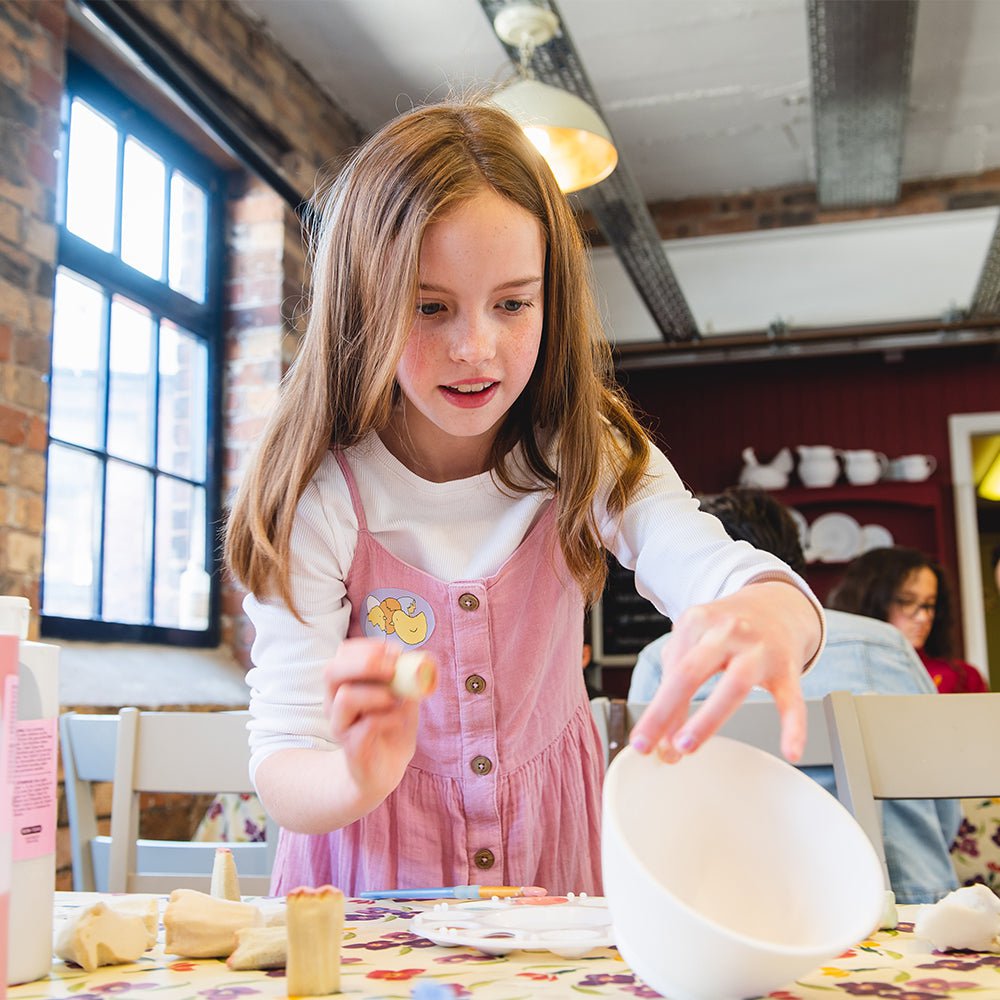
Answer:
[[9, 892, 1000, 1000]]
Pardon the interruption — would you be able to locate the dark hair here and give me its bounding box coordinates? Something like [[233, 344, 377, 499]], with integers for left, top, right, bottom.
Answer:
[[827, 546, 954, 658], [991, 543, 1000, 572], [699, 487, 807, 576]]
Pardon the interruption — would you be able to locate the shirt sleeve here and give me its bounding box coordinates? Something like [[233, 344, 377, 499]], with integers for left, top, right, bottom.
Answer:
[[597, 441, 825, 665], [243, 460, 358, 784]]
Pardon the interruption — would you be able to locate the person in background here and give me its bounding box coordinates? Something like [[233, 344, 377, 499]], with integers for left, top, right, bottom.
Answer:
[[828, 547, 988, 694], [630, 488, 961, 903], [224, 99, 823, 898]]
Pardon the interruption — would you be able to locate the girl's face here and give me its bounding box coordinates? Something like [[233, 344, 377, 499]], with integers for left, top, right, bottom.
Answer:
[[385, 187, 545, 481], [887, 565, 938, 651]]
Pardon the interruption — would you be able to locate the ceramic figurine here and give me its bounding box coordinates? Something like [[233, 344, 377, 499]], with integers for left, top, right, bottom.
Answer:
[[739, 446, 793, 490]]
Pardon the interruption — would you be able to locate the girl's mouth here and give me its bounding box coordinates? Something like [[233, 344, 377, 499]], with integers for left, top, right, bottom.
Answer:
[[440, 381, 499, 407]]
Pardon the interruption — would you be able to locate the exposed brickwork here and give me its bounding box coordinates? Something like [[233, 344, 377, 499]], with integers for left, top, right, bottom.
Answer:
[[0, 0, 64, 619], [1, 1, 362, 667], [583, 169, 1000, 246]]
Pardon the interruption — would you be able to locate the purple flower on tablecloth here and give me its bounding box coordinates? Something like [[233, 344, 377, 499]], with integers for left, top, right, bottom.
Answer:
[[433, 952, 504, 964], [345, 930, 436, 950], [347, 905, 416, 920], [907, 978, 979, 991], [577, 972, 637, 987], [625, 983, 663, 998], [87, 984, 159, 994], [917, 955, 991, 971], [196, 989, 260, 999], [834, 985, 902, 996]]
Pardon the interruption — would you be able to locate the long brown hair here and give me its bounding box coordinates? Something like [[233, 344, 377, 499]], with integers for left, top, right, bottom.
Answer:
[[225, 99, 650, 616]]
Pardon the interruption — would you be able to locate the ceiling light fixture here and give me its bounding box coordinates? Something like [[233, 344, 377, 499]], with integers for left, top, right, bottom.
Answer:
[[491, 2, 618, 194]]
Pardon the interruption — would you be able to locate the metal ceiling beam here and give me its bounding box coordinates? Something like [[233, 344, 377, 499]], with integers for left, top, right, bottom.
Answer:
[[970, 217, 1000, 317], [807, 0, 918, 208], [478, 0, 699, 342]]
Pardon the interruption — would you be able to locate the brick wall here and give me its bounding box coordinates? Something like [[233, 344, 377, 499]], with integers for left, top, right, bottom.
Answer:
[[0, 0, 65, 623], [0, 0, 363, 667], [583, 168, 1000, 245]]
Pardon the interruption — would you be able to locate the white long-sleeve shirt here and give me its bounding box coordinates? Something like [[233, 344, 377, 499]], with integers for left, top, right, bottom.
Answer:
[[244, 431, 822, 781]]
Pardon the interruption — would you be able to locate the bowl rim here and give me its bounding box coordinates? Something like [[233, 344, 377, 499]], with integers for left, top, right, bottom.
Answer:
[[602, 738, 886, 957]]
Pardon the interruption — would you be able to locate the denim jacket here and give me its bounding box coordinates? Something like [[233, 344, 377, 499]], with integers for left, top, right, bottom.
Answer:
[[628, 609, 961, 904]]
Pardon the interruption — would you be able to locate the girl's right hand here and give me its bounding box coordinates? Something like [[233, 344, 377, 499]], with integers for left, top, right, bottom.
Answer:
[[322, 638, 420, 805]]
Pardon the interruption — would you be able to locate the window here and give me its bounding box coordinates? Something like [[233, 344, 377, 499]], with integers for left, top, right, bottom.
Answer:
[[42, 57, 224, 645]]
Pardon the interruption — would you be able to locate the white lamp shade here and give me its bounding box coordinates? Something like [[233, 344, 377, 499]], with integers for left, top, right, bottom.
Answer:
[[492, 78, 618, 193]]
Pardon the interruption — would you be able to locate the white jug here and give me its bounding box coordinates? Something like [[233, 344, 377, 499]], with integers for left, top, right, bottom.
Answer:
[[889, 454, 937, 482], [839, 449, 888, 486], [796, 445, 839, 488]]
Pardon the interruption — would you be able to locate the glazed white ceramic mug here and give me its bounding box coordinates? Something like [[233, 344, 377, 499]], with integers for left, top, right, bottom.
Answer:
[[840, 449, 889, 486], [890, 454, 937, 481]]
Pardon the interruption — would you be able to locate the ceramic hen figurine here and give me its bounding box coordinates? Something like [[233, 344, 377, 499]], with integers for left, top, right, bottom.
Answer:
[[738, 446, 792, 490]]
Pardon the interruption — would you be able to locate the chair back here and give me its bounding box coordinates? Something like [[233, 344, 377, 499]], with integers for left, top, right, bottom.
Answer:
[[61, 707, 277, 894], [823, 690, 1000, 887], [589, 696, 832, 770]]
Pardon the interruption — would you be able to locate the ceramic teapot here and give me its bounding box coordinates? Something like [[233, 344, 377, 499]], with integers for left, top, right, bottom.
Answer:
[[839, 449, 888, 486], [796, 445, 839, 488]]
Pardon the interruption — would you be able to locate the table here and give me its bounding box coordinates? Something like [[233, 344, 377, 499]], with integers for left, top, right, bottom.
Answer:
[[9, 892, 1000, 999]]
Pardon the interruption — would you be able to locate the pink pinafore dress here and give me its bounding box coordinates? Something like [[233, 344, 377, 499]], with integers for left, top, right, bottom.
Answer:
[[271, 452, 605, 897]]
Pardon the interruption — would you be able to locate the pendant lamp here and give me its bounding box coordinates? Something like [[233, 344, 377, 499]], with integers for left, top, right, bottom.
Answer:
[[491, 3, 618, 194]]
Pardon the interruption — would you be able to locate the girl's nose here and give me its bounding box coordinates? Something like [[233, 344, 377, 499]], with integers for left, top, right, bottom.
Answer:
[[449, 314, 496, 365]]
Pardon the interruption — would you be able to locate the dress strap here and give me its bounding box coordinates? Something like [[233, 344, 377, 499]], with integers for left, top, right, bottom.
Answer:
[[333, 450, 368, 532]]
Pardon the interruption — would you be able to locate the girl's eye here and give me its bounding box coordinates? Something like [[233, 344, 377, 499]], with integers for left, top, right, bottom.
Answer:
[[500, 299, 531, 313], [417, 302, 443, 316]]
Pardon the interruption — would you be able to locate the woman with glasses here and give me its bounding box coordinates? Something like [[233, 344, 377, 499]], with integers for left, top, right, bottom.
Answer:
[[828, 546, 988, 693]]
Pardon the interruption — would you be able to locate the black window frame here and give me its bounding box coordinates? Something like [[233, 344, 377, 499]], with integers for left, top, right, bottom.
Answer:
[[41, 54, 226, 647]]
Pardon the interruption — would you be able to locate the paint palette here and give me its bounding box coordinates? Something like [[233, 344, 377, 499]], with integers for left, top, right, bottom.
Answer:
[[411, 895, 614, 958]]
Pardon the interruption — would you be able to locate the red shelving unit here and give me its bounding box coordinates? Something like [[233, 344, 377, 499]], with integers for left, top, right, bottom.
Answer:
[[773, 481, 947, 604]]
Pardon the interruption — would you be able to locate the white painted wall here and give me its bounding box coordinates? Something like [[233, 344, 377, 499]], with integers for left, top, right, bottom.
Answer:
[[589, 207, 1000, 344]]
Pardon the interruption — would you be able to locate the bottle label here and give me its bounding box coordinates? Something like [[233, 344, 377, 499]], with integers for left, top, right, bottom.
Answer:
[[12, 716, 57, 860]]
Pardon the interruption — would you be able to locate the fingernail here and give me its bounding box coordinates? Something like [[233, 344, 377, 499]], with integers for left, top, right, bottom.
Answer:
[[630, 734, 650, 754], [673, 730, 695, 753]]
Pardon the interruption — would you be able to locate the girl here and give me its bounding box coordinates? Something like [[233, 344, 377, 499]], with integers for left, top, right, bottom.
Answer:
[[828, 546, 987, 694], [225, 99, 823, 896]]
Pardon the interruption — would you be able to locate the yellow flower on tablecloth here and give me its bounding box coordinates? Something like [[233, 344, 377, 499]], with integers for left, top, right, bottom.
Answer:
[[820, 966, 850, 977]]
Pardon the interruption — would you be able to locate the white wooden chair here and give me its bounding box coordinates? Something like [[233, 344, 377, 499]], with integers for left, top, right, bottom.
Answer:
[[60, 708, 277, 894], [589, 696, 832, 770], [823, 690, 1000, 889]]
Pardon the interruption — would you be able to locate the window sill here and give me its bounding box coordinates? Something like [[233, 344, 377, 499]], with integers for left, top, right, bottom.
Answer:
[[56, 639, 250, 711]]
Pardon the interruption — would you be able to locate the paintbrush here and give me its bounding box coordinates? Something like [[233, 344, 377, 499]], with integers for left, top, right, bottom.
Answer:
[[359, 885, 548, 900]]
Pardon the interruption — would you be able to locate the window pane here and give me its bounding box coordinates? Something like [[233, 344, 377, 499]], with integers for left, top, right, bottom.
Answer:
[[42, 444, 100, 618], [154, 477, 205, 627], [158, 321, 208, 481], [168, 172, 207, 303], [107, 297, 154, 464], [65, 99, 117, 253], [49, 270, 105, 449], [121, 137, 165, 280], [102, 459, 152, 624]]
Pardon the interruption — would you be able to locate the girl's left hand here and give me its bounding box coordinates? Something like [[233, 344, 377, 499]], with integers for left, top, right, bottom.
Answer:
[[628, 580, 822, 764]]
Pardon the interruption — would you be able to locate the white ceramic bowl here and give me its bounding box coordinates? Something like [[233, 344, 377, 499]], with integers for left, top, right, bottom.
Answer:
[[602, 738, 884, 1000]]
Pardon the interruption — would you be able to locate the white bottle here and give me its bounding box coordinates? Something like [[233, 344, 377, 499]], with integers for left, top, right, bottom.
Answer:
[[0, 597, 58, 986], [179, 559, 211, 631]]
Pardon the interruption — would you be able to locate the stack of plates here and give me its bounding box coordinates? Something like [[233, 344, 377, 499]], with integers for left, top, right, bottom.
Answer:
[[798, 512, 894, 564]]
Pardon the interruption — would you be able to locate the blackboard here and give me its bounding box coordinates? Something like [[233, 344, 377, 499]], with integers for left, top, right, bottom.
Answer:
[[592, 555, 671, 666]]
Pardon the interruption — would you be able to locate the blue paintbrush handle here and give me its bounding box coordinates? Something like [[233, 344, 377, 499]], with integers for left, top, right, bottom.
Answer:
[[359, 885, 481, 900]]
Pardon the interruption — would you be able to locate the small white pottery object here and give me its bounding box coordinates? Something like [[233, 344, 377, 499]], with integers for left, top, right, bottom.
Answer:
[[839, 449, 888, 486], [796, 445, 840, 488], [739, 446, 792, 490], [888, 454, 937, 482]]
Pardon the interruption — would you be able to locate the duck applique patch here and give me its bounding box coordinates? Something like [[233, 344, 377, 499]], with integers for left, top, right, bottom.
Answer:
[[363, 589, 435, 648]]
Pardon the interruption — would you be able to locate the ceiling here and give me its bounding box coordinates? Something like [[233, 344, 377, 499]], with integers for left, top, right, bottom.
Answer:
[[235, 0, 1000, 355]]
